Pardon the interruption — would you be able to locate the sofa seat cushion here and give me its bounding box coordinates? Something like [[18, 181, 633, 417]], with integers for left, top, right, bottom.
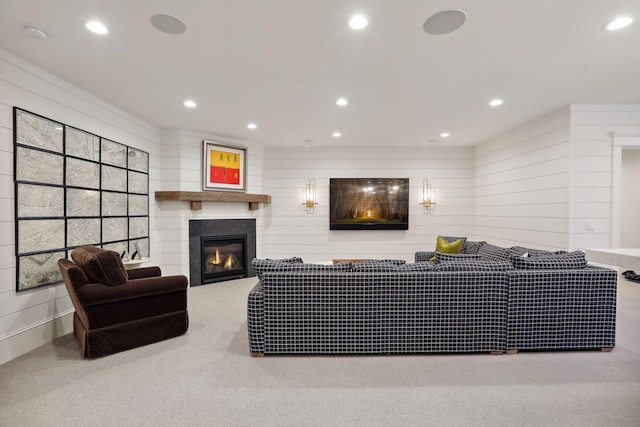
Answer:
[[71, 246, 128, 286], [435, 260, 514, 272], [510, 251, 587, 270]]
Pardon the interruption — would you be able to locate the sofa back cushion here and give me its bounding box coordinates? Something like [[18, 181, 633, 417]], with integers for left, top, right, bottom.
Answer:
[[434, 260, 514, 272], [70, 246, 128, 286], [356, 259, 407, 266], [509, 246, 554, 258], [352, 262, 433, 272], [352, 262, 399, 272], [510, 251, 587, 270], [266, 257, 304, 263], [477, 243, 511, 262], [463, 240, 484, 255], [251, 259, 351, 279], [434, 253, 481, 263]]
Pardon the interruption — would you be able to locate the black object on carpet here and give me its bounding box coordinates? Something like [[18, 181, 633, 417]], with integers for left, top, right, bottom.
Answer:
[[622, 270, 640, 283]]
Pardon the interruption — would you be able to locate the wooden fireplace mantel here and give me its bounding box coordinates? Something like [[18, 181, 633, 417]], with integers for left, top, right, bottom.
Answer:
[[155, 191, 271, 211]]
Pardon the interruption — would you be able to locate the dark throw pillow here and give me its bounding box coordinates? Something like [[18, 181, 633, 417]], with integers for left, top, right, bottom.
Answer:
[[71, 246, 128, 285]]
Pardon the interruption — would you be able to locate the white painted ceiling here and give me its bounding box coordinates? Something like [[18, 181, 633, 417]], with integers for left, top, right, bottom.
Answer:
[[0, 0, 639, 147]]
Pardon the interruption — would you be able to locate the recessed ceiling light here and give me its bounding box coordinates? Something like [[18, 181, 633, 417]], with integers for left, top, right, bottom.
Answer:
[[349, 15, 368, 30], [24, 26, 48, 39], [183, 100, 197, 108], [605, 16, 633, 31], [150, 14, 187, 35], [423, 10, 466, 35], [86, 21, 108, 35], [336, 98, 348, 106], [247, 123, 257, 130], [332, 132, 342, 138], [440, 132, 450, 138], [489, 98, 503, 107]]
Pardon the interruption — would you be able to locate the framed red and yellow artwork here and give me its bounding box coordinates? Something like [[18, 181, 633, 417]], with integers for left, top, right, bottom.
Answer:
[[202, 140, 247, 192]]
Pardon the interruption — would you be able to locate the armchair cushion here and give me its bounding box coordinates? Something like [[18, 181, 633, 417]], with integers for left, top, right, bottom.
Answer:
[[71, 246, 128, 286], [75, 275, 188, 306], [126, 266, 162, 280]]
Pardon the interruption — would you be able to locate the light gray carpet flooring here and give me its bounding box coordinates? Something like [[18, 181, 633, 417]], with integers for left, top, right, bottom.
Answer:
[[1, 275, 640, 427]]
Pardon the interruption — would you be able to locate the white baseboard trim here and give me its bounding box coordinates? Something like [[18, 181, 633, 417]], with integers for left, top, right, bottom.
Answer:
[[0, 310, 74, 366]]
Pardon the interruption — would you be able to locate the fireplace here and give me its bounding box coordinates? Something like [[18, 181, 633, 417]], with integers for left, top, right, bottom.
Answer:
[[189, 219, 256, 287], [201, 235, 247, 284]]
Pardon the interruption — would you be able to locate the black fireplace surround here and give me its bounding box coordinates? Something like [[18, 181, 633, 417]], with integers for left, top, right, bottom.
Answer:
[[189, 219, 256, 287]]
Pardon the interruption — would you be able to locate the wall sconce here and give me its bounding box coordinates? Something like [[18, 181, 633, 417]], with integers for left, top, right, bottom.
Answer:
[[421, 179, 436, 213], [302, 179, 318, 214]]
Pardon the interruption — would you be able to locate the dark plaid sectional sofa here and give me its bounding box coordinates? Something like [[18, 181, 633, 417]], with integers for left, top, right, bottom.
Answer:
[[248, 241, 617, 356]]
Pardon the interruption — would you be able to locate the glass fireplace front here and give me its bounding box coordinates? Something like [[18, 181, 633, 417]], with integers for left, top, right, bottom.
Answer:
[[200, 234, 247, 284]]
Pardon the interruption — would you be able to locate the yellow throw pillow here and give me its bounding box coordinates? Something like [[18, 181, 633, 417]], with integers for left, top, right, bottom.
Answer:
[[430, 236, 463, 261]]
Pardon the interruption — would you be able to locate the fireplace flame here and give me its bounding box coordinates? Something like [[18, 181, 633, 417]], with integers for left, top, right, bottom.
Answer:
[[224, 254, 234, 269], [209, 248, 222, 265]]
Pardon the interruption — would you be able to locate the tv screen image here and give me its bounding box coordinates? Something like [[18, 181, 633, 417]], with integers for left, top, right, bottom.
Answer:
[[329, 178, 409, 230]]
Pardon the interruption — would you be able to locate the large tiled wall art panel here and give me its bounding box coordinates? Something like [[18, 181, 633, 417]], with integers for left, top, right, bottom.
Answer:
[[13, 108, 149, 291]]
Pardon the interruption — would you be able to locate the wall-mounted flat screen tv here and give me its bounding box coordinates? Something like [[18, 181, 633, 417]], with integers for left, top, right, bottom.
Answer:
[[330, 178, 409, 230]]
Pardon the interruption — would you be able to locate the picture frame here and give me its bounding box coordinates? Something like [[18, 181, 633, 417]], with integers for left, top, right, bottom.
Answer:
[[202, 140, 247, 192], [13, 107, 150, 291]]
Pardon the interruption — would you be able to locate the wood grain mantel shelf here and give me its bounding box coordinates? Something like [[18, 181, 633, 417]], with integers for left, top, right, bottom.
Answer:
[[155, 191, 271, 211]]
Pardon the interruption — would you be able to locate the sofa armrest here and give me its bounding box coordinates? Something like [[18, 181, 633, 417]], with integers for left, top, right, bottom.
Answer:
[[247, 281, 265, 354], [76, 275, 188, 306], [126, 266, 162, 280], [415, 251, 436, 262]]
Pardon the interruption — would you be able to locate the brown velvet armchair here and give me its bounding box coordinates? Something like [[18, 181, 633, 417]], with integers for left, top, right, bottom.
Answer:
[[58, 246, 189, 359]]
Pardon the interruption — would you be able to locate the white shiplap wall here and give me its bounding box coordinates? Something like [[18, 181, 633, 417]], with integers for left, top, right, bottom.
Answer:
[[0, 48, 160, 364], [569, 105, 640, 250], [474, 107, 571, 250], [262, 146, 475, 263], [153, 129, 266, 277]]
